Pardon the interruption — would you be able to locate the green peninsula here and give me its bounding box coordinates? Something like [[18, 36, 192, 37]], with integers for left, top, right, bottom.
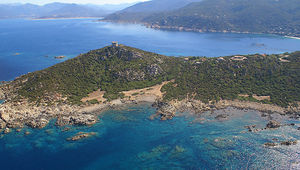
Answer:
[[0, 44, 299, 130]]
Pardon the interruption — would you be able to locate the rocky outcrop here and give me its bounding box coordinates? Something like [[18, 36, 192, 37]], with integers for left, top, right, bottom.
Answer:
[[56, 112, 98, 126], [264, 140, 297, 147], [264, 142, 278, 147], [25, 117, 49, 129], [280, 140, 297, 146], [215, 114, 229, 121], [0, 100, 100, 131], [67, 132, 97, 141], [152, 101, 176, 120], [116, 69, 146, 81], [146, 64, 163, 77], [152, 99, 300, 120], [266, 120, 281, 129]]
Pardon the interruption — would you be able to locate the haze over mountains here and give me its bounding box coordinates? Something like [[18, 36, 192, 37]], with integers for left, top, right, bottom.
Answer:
[[0, 2, 134, 19], [105, 0, 300, 37], [105, 0, 203, 22]]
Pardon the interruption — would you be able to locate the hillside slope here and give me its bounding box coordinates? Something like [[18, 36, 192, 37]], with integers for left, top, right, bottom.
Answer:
[[105, 0, 300, 37], [5, 45, 178, 104], [1, 45, 300, 108], [104, 0, 202, 22], [144, 0, 300, 37]]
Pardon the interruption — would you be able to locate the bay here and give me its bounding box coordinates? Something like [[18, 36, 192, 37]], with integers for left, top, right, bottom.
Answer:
[[1, 18, 300, 81]]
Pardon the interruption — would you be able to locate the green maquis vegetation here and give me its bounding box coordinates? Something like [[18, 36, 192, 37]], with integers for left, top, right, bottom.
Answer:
[[12, 45, 180, 104], [109, 0, 300, 37], [8, 45, 300, 107], [161, 52, 300, 107]]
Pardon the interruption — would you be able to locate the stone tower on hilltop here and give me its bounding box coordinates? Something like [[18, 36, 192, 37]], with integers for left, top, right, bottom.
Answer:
[[112, 41, 119, 47]]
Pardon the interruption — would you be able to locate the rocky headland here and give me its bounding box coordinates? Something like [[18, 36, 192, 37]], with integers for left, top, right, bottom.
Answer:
[[0, 45, 299, 139]]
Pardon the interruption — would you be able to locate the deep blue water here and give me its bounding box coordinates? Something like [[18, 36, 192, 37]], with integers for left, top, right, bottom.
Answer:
[[1, 18, 300, 81], [0, 105, 299, 169]]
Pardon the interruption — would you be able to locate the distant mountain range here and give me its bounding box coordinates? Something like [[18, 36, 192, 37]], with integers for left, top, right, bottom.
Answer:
[[105, 0, 203, 22], [105, 0, 300, 37], [0, 2, 135, 19]]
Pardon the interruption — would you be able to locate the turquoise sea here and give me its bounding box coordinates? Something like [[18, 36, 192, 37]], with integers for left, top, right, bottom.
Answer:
[[0, 19, 300, 169], [0, 105, 299, 169]]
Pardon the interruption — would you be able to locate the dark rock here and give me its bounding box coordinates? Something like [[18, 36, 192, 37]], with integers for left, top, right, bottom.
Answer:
[[0, 119, 6, 129], [264, 142, 278, 147], [215, 114, 228, 120], [280, 140, 297, 146], [245, 125, 256, 132], [266, 120, 281, 129]]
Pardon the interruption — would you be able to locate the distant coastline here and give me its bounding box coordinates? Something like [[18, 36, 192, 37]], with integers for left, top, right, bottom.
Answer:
[[101, 19, 300, 39], [285, 36, 300, 40], [31, 17, 104, 21]]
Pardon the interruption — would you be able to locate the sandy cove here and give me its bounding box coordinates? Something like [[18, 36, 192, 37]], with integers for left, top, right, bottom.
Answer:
[[0, 81, 299, 133]]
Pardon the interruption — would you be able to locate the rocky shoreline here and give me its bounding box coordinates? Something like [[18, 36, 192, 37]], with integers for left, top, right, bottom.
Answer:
[[151, 99, 300, 121], [1, 81, 300, 137], [1, 94, 299, 135]]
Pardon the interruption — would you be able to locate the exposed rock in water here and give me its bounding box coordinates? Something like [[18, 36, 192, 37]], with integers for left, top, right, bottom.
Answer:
[[266, 120, 281, 129], [280, 140, 297, 146], [264, 142, 278, 147], [54, 55, 66, 59], [244, 125, 256, 132], [4, 128, 10, 134], [25, 131, 31, 135], [67, 132, 97, 141], [215, 114, 229, 120]]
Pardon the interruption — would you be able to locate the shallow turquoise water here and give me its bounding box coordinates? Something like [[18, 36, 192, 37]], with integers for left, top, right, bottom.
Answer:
[[1, 19, 300, 81], [0, 105, 299, 169]]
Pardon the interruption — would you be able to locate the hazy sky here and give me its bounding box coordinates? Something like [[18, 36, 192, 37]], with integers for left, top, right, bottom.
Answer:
[[0, 0, 148, 5]]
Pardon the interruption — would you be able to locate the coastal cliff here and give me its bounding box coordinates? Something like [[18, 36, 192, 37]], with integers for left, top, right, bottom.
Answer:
[[0, 44, 299, 133]]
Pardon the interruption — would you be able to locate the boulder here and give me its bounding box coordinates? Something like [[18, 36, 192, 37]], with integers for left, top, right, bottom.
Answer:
[[266, 120, 281, 129], [4, 128, 10, 134]]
